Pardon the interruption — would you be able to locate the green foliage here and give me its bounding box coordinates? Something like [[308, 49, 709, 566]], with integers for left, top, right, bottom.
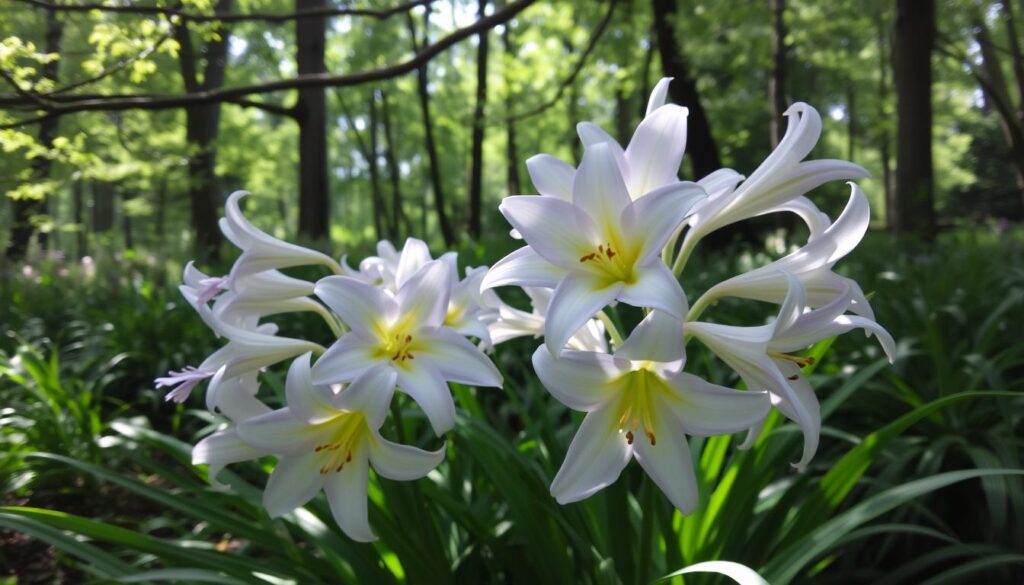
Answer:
[[1, 229, 1021, 583]]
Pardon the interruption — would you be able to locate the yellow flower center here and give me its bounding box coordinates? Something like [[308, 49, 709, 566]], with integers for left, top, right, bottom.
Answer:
[[313, 411, 369, 474], [372, 318, 420, 365], [612, 366, 663, 446], [579, 241, 636, 284]]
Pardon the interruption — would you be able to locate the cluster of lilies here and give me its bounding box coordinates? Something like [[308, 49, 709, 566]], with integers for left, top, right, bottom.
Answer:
[[158, 78, 893, 542]]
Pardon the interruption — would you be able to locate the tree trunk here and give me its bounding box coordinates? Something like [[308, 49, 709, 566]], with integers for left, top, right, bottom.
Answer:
[[468, 0, 490, 239], [122, 192, 134, 249], [615, 85, 631, 145], [5, 6, 62, 260], [73, 178, 86, 258], [295, 0, 330, 242], [379, 88, 409, 238], [998, 0, 1024, 207], [893, 0, 935, 236], [367, 90, 388, 241], [502, 24, 521, 196], [651, 0, 721, 179], [406, 11, 455, 246], [92, 181, 115, 233], [175, 0, 231, 259], [878, 18, 895, 228], [769, 0, 787, 148]]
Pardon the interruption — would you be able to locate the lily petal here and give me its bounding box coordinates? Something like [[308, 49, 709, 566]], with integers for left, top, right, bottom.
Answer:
[[395, 238, 433, 288], [526, 154, 575, 200], [287, 353, 338, 425], [545, 272, 622, 356], [645, 77, 673, 116], [549, 405, 632, 504], [315, 276, 397, 338], [395, 360, 456, 436], [573, 142, 633, 222], [420, 328, 503, 387], [238, 409, 319, 453], [324, 453, 375, 542], [499, 196, 599, 268], [632, 407, 699, 513], [262, 450, 325, 518], [663, 372, 771, 437], [624, 104, 689, 197], [396, 260, 452, 330], [621, 181, 706, 264], [193, 428, 267, 481], [618, 261, 688, 319], [369, 436, 446, 481], [615, 310, 687, 366], [311, 333, 380, 385], [481, 246, 566, 290], [333, 365, 398, 429], [532, 346, 626, 411]]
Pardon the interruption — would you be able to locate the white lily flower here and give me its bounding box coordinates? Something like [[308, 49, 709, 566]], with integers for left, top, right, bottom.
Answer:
[[484, 286, 608, 353], [193, 354, 445, 541], [533, 311, 769, 512], [694, 184, 876, 319], [523, 78, 687, 206], [483, 142, 706, 354], [220, 191, 342, 283], [688, 274, 895, 470], [311, 260, 503, 435], [678, 104, 869, 269], [343, 238, 494, 344]]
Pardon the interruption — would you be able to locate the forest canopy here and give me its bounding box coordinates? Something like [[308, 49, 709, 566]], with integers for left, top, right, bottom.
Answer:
[[2, 0, 1022, 260]]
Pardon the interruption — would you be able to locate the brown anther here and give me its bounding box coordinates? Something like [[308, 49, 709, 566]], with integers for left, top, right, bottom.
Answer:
[[625, 430, 635, 445], [606, 248, 616, 258], [405, 335, 412, 343], [787, 374, 799, 381], [646, 431, 657, 446], [346, 451, 352, 463], [336, 462, 345, 472], [804, 356, 816, 366], [598, 244, 604, 252]]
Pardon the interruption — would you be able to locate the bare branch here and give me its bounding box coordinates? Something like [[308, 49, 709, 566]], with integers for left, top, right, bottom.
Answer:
[[498, 0, 617, 124], [226, 97, 296, 118], [46, 34, 171, 96], [13, 0, 434, 23], [0, 0, 535, 130], [0, 68, 55, 109]]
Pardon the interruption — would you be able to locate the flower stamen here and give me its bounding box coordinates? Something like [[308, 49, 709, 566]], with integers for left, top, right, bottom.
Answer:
[[769, 352, 816, 368]]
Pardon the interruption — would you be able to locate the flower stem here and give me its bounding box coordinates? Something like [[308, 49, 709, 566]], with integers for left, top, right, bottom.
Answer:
[[597, 310, 625, 348], [671, 233, 699, 278], [686, 291, 716, 323]]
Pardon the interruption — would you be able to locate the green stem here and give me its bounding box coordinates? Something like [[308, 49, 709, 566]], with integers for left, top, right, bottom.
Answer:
[[635, 478, 657, 585], [661, 223, 685, 266], [671, 233, 699, 278], [597, 310, 625, 348], [686, 291, 716, 323]]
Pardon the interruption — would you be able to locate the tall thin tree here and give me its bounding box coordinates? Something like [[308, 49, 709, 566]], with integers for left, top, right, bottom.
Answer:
[[406, 9, 455, 246], [295, 0, 330, 242], [6, 5, 62, 260], [893, 0, 935, 235], [468, 0, 490, 239], [174, 0, 231, 259], [651, 0, 721, 179]]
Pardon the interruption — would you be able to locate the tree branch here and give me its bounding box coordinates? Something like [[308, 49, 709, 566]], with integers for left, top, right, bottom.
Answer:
[[0, 0, 535, 129], [226, 98, 296, 118], [498, 0, 617, 124], [13, 0, 434, 23]]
